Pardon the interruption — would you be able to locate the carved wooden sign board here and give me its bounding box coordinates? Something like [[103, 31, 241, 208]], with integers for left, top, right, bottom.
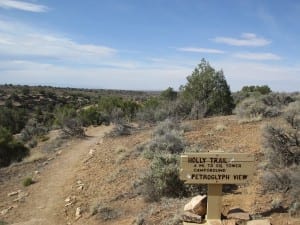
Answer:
[[180, 153, 254, 184], [180, 152, 255, 225]]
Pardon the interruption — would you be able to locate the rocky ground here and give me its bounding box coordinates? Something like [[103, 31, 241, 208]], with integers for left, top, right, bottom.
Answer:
[[0, 116, 299, 225]]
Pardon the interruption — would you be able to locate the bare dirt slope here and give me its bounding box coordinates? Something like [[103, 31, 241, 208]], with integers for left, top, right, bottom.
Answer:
[[1, 116, 299, 225]]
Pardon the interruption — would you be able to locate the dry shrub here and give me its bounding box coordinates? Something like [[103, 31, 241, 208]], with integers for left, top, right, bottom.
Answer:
[[91, 203, 121, 221], [261, 101, 300, 216], [140, 153, 186, 202], [142, 119, 185, 159], [234, 97, 266, 120], [234, 93, 295, 121], [62, 118, 85, 137], [108, 122, 133, 137]]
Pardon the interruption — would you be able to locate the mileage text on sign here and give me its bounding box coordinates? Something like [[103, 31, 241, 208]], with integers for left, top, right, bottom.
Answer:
[[180, 153, 254, 184]]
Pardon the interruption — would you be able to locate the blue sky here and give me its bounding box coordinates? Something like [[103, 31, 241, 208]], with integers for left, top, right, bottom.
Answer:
[[0, 0, 299, 91]]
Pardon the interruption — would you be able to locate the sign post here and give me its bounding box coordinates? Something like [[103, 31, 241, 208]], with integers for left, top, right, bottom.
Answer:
[[180, 152, 254, 225]]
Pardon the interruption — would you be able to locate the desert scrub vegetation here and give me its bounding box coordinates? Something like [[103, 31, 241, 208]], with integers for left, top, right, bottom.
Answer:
[[22, 177, 34, 187], [140, 153, 187, 201], [0, 127, 29, 167], [261, 101, 300, 216], [142, 119, 186, 159], [137, 119, 187, 201], [91, 203, 121, 221], [234, 92, 295, 121], [233, 85, 272, 104], [139, 119, 204, 201], [19, 119, 49, 147]]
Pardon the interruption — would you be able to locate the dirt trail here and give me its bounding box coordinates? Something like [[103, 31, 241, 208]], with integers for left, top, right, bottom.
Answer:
[[10, 125, 112, 225]]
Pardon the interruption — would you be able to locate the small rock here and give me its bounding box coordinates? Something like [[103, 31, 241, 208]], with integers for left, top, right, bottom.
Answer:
[[56, 150, 62, 156], [76, 180, 84, 187], [1, 208, 9, 215], [246, 219, 271, 225], [184, 195, 207, 216], [77, 185, 84, 191], [13, 192, 29, 202], [47, 157, 54, 161], [89, 149, 95, 155], [227, 208, 250, 221], [65, 197, 71, 203], [1, 206, 14, 215], [34, 170, 40, 175], [7, 190, 20, 197], [182, 211, 202, 223], [83, 157, 92, 163], [65, 202, 72, 207], [75, 207, 81, 220], [43, 161, 48, 166]]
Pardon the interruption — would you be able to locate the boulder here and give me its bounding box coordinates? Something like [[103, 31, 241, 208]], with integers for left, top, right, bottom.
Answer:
[[182, 211, 202, 223], [184, 195, 207, 216], [246, 219, 271, 225], [227, 208, 250, 221]]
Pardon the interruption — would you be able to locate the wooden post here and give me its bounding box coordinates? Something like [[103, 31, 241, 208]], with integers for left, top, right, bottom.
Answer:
[[206, 184, 222, 224]]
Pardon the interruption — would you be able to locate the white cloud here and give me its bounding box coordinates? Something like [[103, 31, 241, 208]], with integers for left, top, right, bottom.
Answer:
[[233, 52, 281, 60], [214, 60, 300, 92], [177, 47, 225, 54], [213, 33, 271, 47], [0, 0, 48, 12], [0, 19, 123, 66]]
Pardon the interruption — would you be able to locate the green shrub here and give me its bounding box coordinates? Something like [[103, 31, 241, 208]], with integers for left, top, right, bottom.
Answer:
[[233, 85, 272, 104], [0, 127, 29, 167], [0, 107, 27, 133], [241, 85, 272, 95], [23, 177, 34, 187], [141, 153, 186, 201], [79, 106, 104, 126], [160, 87, 178, 101], [97, 96, 139, 122]]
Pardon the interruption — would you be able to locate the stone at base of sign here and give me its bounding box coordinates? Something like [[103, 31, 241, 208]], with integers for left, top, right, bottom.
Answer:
[[182, 211, 202, 223], [226, 208, 250, 221], [184, 195, 207, 216]]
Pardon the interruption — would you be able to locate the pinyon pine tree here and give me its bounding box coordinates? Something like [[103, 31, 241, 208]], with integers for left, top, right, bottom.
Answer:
[[181, 59, 234, 117]]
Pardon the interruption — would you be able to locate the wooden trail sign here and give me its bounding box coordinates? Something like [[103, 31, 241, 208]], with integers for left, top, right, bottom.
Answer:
[[180, 152, 255, 225], [180, 153, 254, 184]]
